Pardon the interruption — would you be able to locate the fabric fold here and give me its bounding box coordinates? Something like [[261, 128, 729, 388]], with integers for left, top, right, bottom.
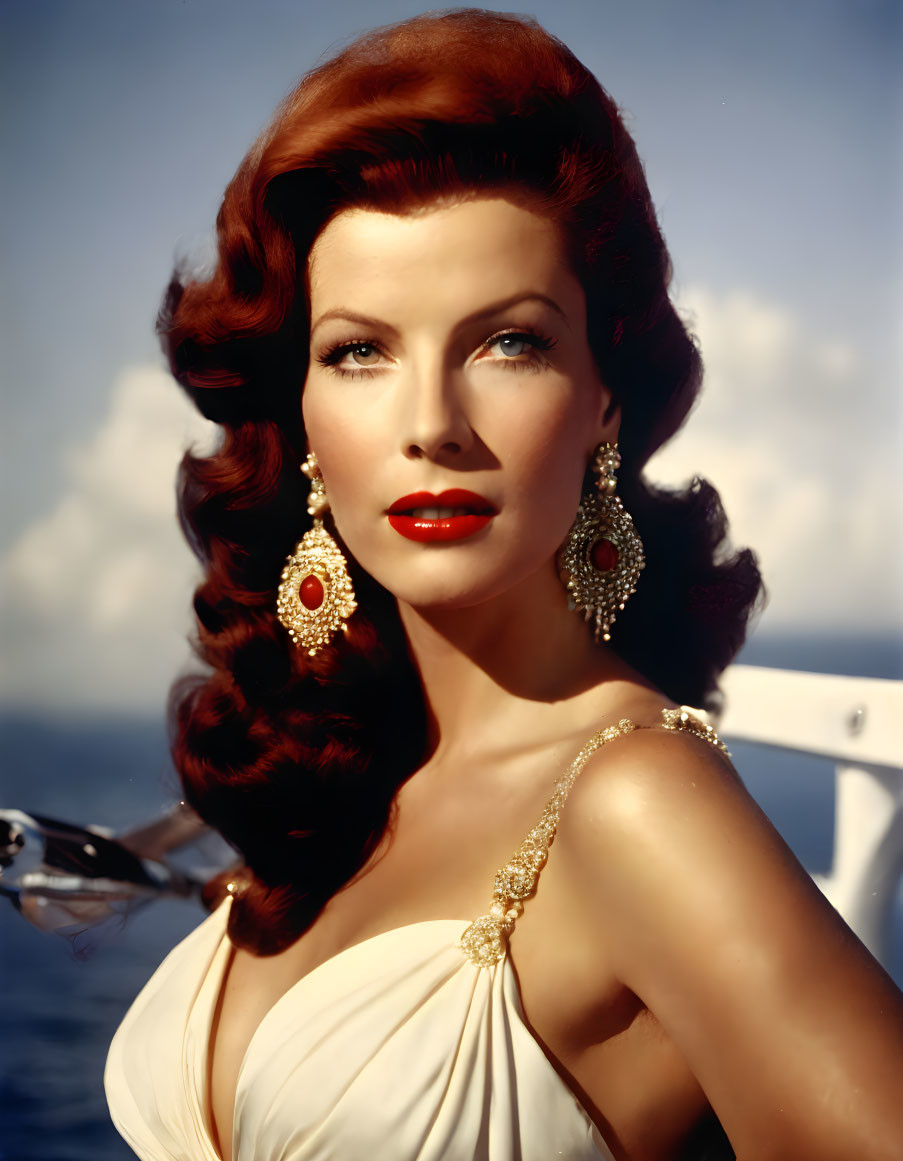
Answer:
[[107, 902, 615, 1161]]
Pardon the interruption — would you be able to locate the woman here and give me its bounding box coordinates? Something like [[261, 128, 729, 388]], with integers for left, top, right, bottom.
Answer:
[[105, 10, 903, 1160]]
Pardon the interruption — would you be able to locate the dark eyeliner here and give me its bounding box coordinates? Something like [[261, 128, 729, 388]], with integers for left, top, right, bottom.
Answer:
[[316, 338, 382, 368], [481, 328, 558, 356]]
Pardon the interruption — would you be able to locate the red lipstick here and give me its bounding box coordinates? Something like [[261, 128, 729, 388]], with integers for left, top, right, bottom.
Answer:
[[387, 489, 497, 543]]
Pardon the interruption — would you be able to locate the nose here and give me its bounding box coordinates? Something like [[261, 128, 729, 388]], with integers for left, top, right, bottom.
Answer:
[[401, 362, 474, 462]]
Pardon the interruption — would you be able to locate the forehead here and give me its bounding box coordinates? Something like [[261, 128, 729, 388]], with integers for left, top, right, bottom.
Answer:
[[307, 198, 580, 321]]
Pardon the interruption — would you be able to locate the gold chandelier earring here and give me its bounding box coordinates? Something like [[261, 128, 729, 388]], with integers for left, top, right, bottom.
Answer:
[[276, 452, 357, 656], [558, 441, 645, 642]]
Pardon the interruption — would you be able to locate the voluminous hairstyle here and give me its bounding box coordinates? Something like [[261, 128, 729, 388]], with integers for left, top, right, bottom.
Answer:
[[161, 8, 765, 953]]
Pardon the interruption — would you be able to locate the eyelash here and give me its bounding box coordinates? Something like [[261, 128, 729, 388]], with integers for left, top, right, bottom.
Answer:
[[315, 328, 558, 380]]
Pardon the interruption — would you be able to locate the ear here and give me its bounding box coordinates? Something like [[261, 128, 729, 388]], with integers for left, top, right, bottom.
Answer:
[[593, 387, 621, 450]]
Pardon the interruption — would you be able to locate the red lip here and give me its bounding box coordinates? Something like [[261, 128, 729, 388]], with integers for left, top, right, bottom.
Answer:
[[387, 489, 497, 543]]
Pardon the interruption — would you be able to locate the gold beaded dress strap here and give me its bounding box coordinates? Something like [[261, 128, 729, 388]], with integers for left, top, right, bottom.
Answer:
[[459, 707, 730, 968]]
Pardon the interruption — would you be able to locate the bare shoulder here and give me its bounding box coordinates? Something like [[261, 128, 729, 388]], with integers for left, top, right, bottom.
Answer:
[[557, 710, 833, 974], [554, 710, 903, 1160], [562, 710, 756, 854]]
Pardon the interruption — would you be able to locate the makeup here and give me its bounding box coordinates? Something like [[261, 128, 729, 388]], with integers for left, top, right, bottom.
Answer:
[[387, 489, 497, 543]]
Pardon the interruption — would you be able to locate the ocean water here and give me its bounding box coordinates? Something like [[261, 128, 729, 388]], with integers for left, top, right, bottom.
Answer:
[[1, 633, 901, 1160]]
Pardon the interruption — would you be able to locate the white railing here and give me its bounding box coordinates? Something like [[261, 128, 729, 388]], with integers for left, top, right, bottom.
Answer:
[[715, 664, 903, 967]]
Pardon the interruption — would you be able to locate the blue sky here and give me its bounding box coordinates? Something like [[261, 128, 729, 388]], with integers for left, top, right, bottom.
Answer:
[[2, 0, 900, 711]]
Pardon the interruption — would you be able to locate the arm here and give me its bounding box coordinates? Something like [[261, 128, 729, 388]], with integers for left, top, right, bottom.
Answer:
[[563, 728, 903, 1161]]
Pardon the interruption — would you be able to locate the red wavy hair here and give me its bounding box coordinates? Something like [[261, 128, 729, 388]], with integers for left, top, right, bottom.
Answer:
[[160, 9, 764, 953]]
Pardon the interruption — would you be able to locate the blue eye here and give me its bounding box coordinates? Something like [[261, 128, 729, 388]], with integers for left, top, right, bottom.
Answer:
[[315, 329, 558, 380], [495, 336, 531, 358], [484, 330, 557, 365]]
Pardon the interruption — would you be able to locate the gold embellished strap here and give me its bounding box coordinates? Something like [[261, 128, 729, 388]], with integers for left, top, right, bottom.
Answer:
[[460, 717, 638, 967], [459, 707, 730, 968], [661, 706, 731, 757]]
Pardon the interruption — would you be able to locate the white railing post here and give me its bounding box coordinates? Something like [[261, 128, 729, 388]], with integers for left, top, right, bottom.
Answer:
[[813, 763, 903, 964], [714, 665, 903, 967]]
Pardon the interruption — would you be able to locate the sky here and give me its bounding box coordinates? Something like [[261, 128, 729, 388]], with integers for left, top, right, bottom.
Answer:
[[1, 0, 901, 715]]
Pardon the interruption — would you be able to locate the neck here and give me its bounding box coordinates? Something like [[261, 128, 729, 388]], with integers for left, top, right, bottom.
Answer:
[[396, 561, 645, 760]]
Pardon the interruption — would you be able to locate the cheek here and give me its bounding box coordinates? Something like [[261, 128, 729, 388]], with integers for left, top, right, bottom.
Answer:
[[504, 401, 592, 509], [301, 395, 364, 515], [302, 383, 336, 449]]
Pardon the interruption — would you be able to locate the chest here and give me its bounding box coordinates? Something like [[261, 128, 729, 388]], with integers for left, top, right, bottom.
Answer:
[[206, 771, 581, 1159], [205, 809, 527, 1157], [205, 739, 710, 1161], [196, 916, 618, 1161]]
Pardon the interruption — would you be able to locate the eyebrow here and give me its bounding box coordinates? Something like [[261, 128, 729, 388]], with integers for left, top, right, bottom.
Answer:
[[309, 292, 570, 340]]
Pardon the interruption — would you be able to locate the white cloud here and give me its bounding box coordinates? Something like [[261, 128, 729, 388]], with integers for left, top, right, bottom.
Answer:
[[1, 366, 218, 712], [650, 286, 903, 632]]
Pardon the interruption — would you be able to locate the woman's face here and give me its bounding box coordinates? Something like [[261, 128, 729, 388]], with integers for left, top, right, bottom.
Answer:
[[302, 196, 618, 612]]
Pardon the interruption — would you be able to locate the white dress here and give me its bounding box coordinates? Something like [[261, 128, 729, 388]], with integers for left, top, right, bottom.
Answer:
[[105, 709, 726, 1160]]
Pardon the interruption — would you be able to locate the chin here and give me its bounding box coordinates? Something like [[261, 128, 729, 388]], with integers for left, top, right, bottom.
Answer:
[[383, 564, 553, 616], [392, 584, 500, 614], [350, 537, 563, 614]]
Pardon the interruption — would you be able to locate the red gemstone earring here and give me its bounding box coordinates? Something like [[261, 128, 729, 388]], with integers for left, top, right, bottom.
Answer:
[[558, 441, 645, 642], [276, 453, 357, 655]]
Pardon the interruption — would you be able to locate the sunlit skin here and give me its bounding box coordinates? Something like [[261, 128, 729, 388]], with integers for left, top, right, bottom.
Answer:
[[304, 199, 613, 616], [208, 199, 903, 1161], [302, 198, 639, 738]]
